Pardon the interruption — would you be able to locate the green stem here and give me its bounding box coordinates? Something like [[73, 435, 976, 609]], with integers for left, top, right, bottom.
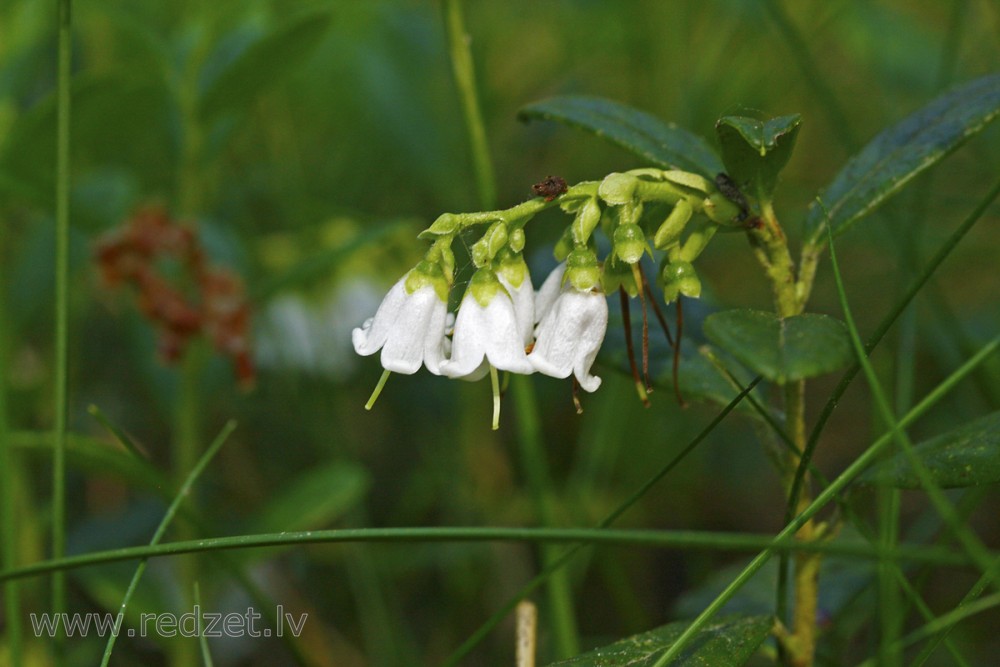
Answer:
[[0, 223, 22, 667], [171, 348, 204, 667], [442, 0, 496, 210], [511, 374, 580, 659], [100, 421, 236, 666], [52, 0, 73, 659], [1, 525, 979, 584], [651, 333, 1000, 667]]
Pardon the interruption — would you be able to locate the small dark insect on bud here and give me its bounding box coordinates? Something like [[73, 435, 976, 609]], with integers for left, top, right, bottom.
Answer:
[[532, 175, 568, 202], [715, 172, 750, 221]]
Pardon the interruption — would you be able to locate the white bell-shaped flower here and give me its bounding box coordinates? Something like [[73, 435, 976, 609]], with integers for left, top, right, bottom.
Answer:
[[529, 282, 608, 392], [440, 268, 534, 378], [495, 252, 535, 345], [352, 268, 449, 375]]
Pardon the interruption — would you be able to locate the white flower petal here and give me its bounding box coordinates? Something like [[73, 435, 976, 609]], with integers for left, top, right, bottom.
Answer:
[[498, 269, 535, 345], [440, 292, 534, 378], [533, 262, 566, 324], [351, 273, 449, 375], [528, 287, 608, 392]]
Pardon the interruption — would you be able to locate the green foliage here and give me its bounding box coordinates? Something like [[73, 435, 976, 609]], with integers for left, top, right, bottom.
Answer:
[[804, 72, 1000, 243], [198, 11, 333, 123], [702, 309, 854, 384], [546, 614, 773, 667], [518, 95, 724, 178], [860, 410, 1000, 489], [715, 114, 802, 202]]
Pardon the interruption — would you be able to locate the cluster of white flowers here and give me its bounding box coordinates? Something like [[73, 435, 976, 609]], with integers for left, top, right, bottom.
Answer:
[[351, 168, 743, 426], [352, 257, 608, 392]]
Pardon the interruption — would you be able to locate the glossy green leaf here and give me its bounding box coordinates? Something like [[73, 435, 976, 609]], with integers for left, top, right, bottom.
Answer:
[[860, 410, 1000, 489], [518, 95, 723, 178], [253, 461, 370, 534], [199, 11, 332, 121], [715, 114, 802, 200], [805, 72, 1000, 243], [703, 309, 853, 384], [546, 614, 772, 667]]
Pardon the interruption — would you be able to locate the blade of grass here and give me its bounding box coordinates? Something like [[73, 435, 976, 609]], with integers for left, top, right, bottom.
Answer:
[[779, 178, 1000, 621], [99, 420, 236, 666], [0, 525, 978, 584], [442, 376, 758, 666], [193, 582, 215, 667], [52, 0, 73, 660], [0, 234, 22, 667], [826, 219, 996, 578], [649, 332, 1000, 667], [442, 0, 496, 210], [88, 404, 147, 460]]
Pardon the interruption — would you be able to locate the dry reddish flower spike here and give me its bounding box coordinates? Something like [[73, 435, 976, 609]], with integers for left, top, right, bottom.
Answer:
[[94, 206, 256, 388]]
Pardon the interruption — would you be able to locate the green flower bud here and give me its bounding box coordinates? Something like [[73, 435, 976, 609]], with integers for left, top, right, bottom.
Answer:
[[508, 227, 526, 253], [661, 170, 712, 194], [486, 221, 509, 259], [660, 260, 701, 303], [703, 191, 742, 225], [598, 172, 639, 205], [602, 255, 639, 297], [471, 237, 490, 267], [653, 199, 693, 250], [566, 246, 602, 292], [613, 222, 648, 264]]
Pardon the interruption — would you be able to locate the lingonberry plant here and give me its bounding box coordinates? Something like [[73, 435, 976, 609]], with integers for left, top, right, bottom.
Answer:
[[2, 2, 1000, 667]]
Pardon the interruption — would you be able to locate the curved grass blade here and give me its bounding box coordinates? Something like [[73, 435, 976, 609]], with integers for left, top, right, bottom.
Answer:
[[804, 73, 1000, 244], [518, 95, 723, 178], [99, 420, 236, 666]]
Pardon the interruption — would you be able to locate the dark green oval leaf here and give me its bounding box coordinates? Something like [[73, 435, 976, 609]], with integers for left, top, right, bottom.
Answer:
[[805, 72, 1000, 243], [199, 11, 332, 121], [716, 114, 802, 200], [859, 410, 1000, 489], [546, 614, 773, 667], [518, 95, 723, 178], [703, 309, 853, 384]]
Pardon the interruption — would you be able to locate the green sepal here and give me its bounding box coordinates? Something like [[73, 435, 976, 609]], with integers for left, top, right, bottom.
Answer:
[[715, 114, 802, 202], [553, 226, 574, 262], [493, 247, 528, 290], [571, 197, 602, 245], [405, 259, 451, 302], [418, 212, 461, 239], [661, 259, 701, 303], [466, 267, 503, 308], [613, 223, 649, 264], [653, 199, 693, 250], [566, 246, 601, 291]]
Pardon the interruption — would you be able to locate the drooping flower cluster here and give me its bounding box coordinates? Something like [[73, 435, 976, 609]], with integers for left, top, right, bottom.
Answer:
[[353, 168, 743, 426]]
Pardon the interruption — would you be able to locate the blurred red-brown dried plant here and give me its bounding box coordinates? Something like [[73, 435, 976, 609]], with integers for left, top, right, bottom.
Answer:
[[94, 206, 255, 389]]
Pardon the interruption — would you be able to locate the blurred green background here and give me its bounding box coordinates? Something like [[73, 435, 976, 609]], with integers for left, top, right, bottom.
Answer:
[[1, 0, 999, 664]]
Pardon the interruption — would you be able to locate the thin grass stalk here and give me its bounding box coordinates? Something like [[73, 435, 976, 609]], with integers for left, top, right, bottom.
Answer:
[[0, 227, 22, 667], [650, 332, 1000, 666], [52, 0, 73, 660], [99, 421, 236, 666]]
